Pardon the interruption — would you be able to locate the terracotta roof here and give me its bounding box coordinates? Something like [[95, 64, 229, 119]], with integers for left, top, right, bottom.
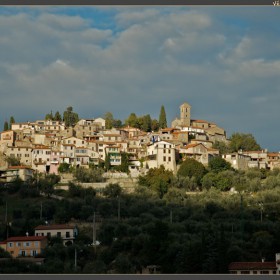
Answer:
[[103, 134, 121, 137], [184, 143, 200, 149], [35, 224, 75, 230], [268, 153, 280, 157], [8, 166, 33, 170], [191, 119, 210, 123], [33, 145, 51, 150], [228, 262, 276, 270], [5, 236, 47, 242]]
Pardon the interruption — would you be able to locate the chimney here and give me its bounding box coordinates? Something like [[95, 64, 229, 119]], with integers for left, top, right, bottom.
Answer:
[[26, 232, 29, 237], [262, 258, 265, 263]]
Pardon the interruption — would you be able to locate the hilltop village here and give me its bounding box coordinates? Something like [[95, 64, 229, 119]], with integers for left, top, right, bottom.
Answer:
[[1, 103, 280, 274], [0, 102, 279, 182]]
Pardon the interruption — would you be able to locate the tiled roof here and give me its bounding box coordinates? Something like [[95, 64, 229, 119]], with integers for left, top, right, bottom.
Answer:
[[4, 236, 47, 242], [184, 143, 200, 149], [191, 119, 210, 123], [8, 166, 33, 170], [228, 262, 276, 270], [35, 224, 75, 230], [33, 145, 51, 150]]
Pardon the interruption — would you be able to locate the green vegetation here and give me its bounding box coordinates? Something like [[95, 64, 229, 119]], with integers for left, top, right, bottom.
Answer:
[[3, 121, 9, 131], [1, 161, 280, 274], [63, 106, 79, 127], [104, 112, 123, 129], [158, 105, 167, 129]]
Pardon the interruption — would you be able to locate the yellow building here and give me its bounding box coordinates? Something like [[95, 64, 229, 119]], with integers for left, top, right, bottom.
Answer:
[[0, 236, 48, 258]]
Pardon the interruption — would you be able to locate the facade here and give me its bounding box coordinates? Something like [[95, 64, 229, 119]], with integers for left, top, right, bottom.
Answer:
[[242, 150, 268, 169], [229, 254, 280, 275], [222, 153, 251, 170], [6, 145, 33, 166], [4, 166, 34, 182], [0, 130, 15, 148], [146, 140, 176, 172], [32, 145, 52, 173], [0, 236, 48, 258], [34, 224, 78, 246], [179, 143, 219, 165]]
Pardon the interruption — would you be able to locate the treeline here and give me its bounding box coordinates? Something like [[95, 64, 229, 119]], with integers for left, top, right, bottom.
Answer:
[[43, 105, 168, 132]]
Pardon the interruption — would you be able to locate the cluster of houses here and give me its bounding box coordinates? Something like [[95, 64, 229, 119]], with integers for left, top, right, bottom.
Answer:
[[0, 224, 78, 263], [0, 102, 280, 183]]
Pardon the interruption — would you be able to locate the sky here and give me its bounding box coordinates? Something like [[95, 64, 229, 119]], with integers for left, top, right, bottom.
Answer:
[[0, 6, 279, 151]]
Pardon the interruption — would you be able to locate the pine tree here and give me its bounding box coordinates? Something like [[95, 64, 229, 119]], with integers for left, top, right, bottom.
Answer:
[[159, 105, 167, 129]]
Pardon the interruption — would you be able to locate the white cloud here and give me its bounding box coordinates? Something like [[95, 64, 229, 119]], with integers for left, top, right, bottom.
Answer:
[[0, 7, 279, 150]]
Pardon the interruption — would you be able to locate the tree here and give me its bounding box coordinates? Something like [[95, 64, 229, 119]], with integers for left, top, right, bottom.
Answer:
[[140, 114, 152, 132], [58, 162, 71, 173], [113, 119, 123, 128], [63, 106, 79, 127], [212, 141, 231, 154], [45, 111, 53, 121], [208, 157, 232, 173], [104, 112, 114, 129], [125, 113, 138, 128], [104, 153, 111, 171], [38, 174, 60, 197], [54, 111, 62, 122], [5, 155, 21, 166], [159, 105, 167, 129], [177, 158, 207, 185], [151, 119, 159, 132], [103, 183, 122, 198], [9, 116, 15, 130], [3, 121, 9, 131], [138, 165, 174, 198], [229, 132, 261, 152], [115, 152, 130, 173]]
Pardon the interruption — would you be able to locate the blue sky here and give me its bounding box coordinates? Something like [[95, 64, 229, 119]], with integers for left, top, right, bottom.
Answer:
[[0, 6, 279, 151]]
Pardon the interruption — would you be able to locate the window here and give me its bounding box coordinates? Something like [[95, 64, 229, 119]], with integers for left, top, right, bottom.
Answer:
[[241, 271, 250, 274], [47, 232, 51, 238], [34, 241, 39, 247], [163, 149, 166, 153], [163, 156, 166, 162], [8, 242, 13, 248], [31, 250, 37, 256], [66, 232, 70, 238], [17, 242, 21, 247], [261, 271, 269, 274], [24, 242, 30, 247], [57, 232, 61, 238], [21, 250, 26, 256], [168, 157, 171, 162]]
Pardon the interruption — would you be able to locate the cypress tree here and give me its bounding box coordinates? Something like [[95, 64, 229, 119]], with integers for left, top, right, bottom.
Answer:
[[9, 116, 15, 130], [159, 105, 167, 129], [4, 121, 9, 131]]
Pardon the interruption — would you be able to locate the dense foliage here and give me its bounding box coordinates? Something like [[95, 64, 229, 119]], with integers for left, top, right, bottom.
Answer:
[[1, 165, 280, 274]]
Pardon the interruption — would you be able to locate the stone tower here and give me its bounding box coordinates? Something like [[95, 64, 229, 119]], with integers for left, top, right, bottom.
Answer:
[[180, 102, 191, 127]]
